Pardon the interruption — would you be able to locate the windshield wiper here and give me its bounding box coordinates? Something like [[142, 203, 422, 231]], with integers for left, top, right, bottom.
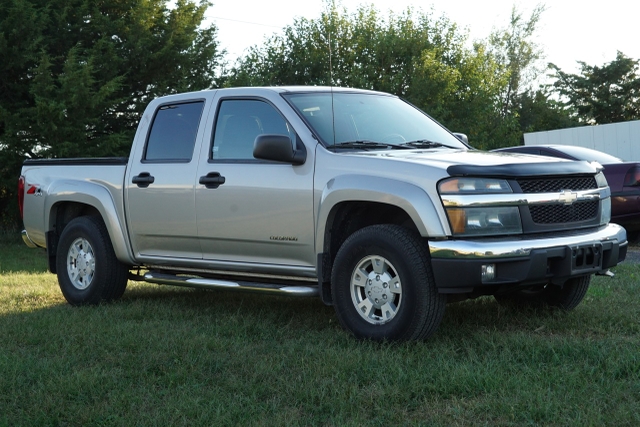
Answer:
[[331, 140, 410, 150], [399, 140, 448, 149]]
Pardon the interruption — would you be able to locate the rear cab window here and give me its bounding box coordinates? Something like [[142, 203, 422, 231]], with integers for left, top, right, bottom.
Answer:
[[144, 101, 205, 162]]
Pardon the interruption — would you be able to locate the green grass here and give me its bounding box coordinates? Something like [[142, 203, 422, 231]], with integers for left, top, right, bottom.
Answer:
[[1, 235, 639, 426]]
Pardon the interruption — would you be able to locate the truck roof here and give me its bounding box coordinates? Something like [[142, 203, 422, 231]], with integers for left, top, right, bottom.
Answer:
[[158, 86, 391, 100]]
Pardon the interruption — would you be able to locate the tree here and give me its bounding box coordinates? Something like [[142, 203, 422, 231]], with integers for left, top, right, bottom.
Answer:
[[227, 2, 515, 149], [0, 0, 222, 229], [550, 52, 640, 124], [488, 4, 546, 118], [516, 89, 578, 134]]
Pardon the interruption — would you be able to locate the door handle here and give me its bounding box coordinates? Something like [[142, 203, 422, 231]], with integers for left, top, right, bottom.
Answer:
[[199, 172, 226, 189], [132, 172, 155, 188]]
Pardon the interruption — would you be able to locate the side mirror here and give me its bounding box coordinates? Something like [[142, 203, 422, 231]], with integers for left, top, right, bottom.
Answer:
[[253, 134, 306, 165], [452, 133, 469, 144]]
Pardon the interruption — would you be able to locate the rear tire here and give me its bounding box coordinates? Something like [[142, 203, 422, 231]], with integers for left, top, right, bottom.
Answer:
[[56, 216, 129, 305], [331, 225, 446, 341], [495, 275, 591, 310]]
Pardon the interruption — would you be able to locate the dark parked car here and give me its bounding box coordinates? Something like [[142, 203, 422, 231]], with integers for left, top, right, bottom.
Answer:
[[494, 144, 640, 239]]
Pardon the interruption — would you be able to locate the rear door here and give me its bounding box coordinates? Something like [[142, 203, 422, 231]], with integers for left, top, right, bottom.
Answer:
[[125, 97, 209, 260]]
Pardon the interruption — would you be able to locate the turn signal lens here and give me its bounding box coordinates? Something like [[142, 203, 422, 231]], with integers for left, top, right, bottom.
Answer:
[[439, 179, 462, 193], [447, 208, 466, 234], [623, 167, 640, 187], [595, 172, 608, 188], [600, 197, 611, 225]]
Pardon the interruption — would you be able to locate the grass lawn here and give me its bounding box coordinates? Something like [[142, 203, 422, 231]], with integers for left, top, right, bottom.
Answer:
[[0, 235, 638, 426]]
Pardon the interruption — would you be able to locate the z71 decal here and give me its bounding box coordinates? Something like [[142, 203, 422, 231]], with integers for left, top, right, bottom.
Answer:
[[27, 184, 43, 196]]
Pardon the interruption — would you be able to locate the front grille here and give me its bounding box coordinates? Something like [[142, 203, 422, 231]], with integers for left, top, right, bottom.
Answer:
[[529, 200, 599, 224], [517, 177, 597, 193], [513, 176, 601, 231]]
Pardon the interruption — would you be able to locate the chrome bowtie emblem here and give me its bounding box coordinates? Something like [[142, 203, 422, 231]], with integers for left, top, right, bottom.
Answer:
[[558, 190, 578, 205]]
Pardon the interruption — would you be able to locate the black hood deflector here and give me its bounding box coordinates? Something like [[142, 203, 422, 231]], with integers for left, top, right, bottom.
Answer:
[[447, 161, 600, 178]]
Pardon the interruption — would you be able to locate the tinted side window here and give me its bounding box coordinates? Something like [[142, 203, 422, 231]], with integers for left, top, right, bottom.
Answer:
[[145, 101, 204, 161], [212, 99, 294, 160]]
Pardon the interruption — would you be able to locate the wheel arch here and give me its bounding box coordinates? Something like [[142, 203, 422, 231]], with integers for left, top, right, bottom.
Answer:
[[316, 175, 446, 254], [315, 175, 446, 304], [45, 181, 135, 268]]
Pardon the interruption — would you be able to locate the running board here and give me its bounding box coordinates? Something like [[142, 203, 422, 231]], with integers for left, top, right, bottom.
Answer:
[[144, 271, 319, 297]]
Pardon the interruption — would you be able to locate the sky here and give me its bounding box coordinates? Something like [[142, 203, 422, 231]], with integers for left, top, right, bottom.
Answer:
[[206, 0, 640, 80]]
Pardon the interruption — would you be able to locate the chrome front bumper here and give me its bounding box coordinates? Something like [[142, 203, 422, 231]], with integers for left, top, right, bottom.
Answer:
[[428, 223, 627, 293], [429, 223, 627, 260]]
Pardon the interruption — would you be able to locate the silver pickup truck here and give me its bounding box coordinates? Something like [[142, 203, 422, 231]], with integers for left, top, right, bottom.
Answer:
[[19, 86, 628, 341]]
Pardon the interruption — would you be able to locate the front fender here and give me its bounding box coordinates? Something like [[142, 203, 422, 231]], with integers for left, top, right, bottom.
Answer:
[[45, 180, 135, 265], [315, 174, 447, 255]]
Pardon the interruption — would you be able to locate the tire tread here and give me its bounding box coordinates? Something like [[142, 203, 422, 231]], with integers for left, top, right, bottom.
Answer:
[[331, 224, 446, 341], [56, 216, 128, 305]]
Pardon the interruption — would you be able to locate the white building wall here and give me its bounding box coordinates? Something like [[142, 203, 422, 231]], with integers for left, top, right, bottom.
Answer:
[[523, 120, 640, 161]]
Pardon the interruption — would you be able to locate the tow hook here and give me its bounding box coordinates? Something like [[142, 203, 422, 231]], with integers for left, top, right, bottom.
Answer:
[[596, 269, 615, 278]]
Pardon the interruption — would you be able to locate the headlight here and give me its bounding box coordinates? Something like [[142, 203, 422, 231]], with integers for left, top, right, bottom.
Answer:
[[439, 177, 522, 236], [446, 206, 522, 236], [438, 177, 512, 194]]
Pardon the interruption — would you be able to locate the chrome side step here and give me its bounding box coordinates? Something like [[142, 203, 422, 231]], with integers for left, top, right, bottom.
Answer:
[[144, 271, 319, 297]]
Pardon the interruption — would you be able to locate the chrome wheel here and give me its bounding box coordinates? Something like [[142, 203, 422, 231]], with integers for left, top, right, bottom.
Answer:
[[66, 237, 96, 290], [56, 216, 129, 305], [332, 225, 446, 341], [350, 255, 402, 324]]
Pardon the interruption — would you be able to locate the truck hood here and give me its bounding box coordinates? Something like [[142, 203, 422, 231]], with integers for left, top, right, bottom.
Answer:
[[348, 148, 601, 177]]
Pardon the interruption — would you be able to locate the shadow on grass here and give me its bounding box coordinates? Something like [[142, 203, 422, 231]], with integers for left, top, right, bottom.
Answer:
[[116, 282, 587, 344], [118, 282, 341, 334], [439, 297, 565, 337]]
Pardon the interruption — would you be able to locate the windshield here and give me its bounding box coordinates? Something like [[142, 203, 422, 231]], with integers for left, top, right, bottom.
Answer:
[[283, 92, 467, 150]]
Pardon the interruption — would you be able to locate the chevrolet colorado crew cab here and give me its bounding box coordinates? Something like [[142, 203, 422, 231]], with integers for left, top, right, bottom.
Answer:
[[19, 86, 628, 341]]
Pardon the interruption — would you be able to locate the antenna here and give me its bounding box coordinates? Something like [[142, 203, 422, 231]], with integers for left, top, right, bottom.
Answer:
[[328, 29, 333, 86]]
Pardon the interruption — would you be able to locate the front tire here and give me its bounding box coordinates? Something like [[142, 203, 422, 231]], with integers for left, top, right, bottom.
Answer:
[[56, 216, 129, 305], [331, 225, 446, 341]]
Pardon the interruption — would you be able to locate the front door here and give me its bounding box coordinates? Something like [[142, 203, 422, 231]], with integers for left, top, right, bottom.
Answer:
[[195, 98, 315, 270]]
